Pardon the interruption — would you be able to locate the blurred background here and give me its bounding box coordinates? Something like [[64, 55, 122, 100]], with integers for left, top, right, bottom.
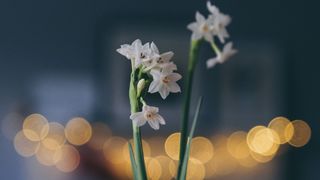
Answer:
[[0, 0, 318, 179]]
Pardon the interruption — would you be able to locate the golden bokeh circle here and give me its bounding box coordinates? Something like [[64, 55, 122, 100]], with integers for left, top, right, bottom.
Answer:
[[286, 120, 311, 147], [186, 158, 205, 180], [165, 132, 181, 160], [103, 136, 127, 164], [268, 116, 293, 144], [249, 150, 275, 163], [14, 131, 40, 157], [88, 122, 112, 150], [155, 155, 175, 179], [55, 145, 80, 172], [190, 136, 214, 163], [145, 157, 162, 180], [23, 113, 49, 141], [65, 117, 92, 146], [122, 139, 151, 162], [227, 131, 250, 159], [36, 143, 63, 166], [42, 122, 66, 150]]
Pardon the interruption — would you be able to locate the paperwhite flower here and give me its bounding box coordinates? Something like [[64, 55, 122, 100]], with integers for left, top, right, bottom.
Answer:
[[187, 12, 214, 42], [206, 42, 237, 68], [142, 42, 174, 71], [207, 1, 231, 43], [117, 39, 154, 68], [130, 104, 165, 130], [148, 69, 182, 99]]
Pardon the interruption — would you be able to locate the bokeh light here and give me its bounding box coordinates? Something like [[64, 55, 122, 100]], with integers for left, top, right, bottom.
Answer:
[[42, 122, 66, 150], [190, 136, 214, 163], [145, 157, 162, 180], [14, 130, 40, 157], [88, 122, 112, 150], [23, 113, 49, 141], [36, 143, 62, 166], [268, 116, 294, 144], [227, 131, 250, 159], [155, 155, 175, 179], [103, 136, 127, 164], [65, 117, 92, 146], [286, 120, 311, 147], [165, 132, 180, 160], [55, 145, 80, 172], [122, 139, 151, 162], [147, 136, 165, 156], [186, 158, 205, 180]]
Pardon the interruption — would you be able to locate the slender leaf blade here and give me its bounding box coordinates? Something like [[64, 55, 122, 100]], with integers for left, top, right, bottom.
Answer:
[[128, 142, 139, 180], [179, 97, 203, 180]]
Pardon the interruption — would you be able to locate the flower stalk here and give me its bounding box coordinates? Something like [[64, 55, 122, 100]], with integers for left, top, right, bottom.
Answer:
[[129, 64, 147, 180], [177, 39, 202, 178]]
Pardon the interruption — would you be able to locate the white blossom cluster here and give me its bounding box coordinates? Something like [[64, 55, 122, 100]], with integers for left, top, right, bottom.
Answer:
[[117, 39, 182, 130], [187, 1, 237, 68]]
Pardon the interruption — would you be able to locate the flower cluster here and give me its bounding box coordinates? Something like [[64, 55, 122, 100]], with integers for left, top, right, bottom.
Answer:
[[117, 39, 182, 130], [187, 1, 237, 68]]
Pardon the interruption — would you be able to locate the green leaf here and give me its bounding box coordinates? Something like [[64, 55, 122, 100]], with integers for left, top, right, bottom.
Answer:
[[178, 96, 203, 180], [128, 142, 139, 180]]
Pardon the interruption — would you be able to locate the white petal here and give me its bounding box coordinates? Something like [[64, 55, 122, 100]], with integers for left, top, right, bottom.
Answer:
[[167, 73, 182, 81], [151, 42, 159, 54], [204, 33, 213, 43], [130, 112, 144, 120], [132, 39, 142, 46], [148, 80, 161, 93], [168, 82, 181, 93], [148, 120, 160, 130], [187, 22, 198, 31], [206, 57, 219, 68], [196, 11, 206, 23], [191, 32, 202, 40], [134, 118, 147, 127], [160, 51, 174, 62], [161, 63, 177, 73], [150, 69, 161, 79], [159, 86, 169, 99], [156, 115, 166, 125]]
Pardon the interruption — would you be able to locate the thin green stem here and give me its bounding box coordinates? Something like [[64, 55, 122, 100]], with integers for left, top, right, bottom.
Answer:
[[129, 64, 147, 180], [177, 39, 202, 179], [210, 42, 221, 56]]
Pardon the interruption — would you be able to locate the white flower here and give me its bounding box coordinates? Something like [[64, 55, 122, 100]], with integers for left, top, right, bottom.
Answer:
[[207, 1, 231, 43], [117, 39, 154, 68], [142, 42, 174, 71], [187, 12, 214, 42], [130, 104, 165, 130], [206, 42, 237, 68], [148, 69, 182, 99]]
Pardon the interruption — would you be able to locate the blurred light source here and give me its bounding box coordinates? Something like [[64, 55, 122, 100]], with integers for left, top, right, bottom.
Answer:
[[103, 136, 127, 164], [190, 136, 214, 163], [247, 126, 280, 156], [165, 132, 180, 160], [268, 116, 294, 144], [122, 139, 151, 162], [145, 157, 162, 180], [23, 113, 49, 141], [55, 145, 80, 172], [168, 159, 177, 177], [14, 130, 40, 157], [36, 143, 62, 166], [42, 122, 66, 150], [186, 158, 205, 180], [227, 131, 250, 160], [249, 150, 275, 163], [147, 136, 165, 156], [65, 117, 92, 146], [155, 155, 175, 179], [286, 120, 311, 147], [88, 122, 112, 150]]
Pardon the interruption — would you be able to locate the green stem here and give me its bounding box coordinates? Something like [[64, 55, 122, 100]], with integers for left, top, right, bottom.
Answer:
[[211, 42, 221, 56], [129, 64, 147, 180], [177, 39, 202, 179]]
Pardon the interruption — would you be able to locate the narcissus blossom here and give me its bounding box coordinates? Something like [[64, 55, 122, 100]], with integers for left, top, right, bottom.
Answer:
[[187, 12, 214, 42], [206, 42, 237, 68], [130, 104, 165, 130], [148, 69, 182, 99]]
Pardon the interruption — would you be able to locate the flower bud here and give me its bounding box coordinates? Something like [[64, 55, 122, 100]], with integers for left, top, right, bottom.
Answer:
[[137, 79, 146, 97]]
